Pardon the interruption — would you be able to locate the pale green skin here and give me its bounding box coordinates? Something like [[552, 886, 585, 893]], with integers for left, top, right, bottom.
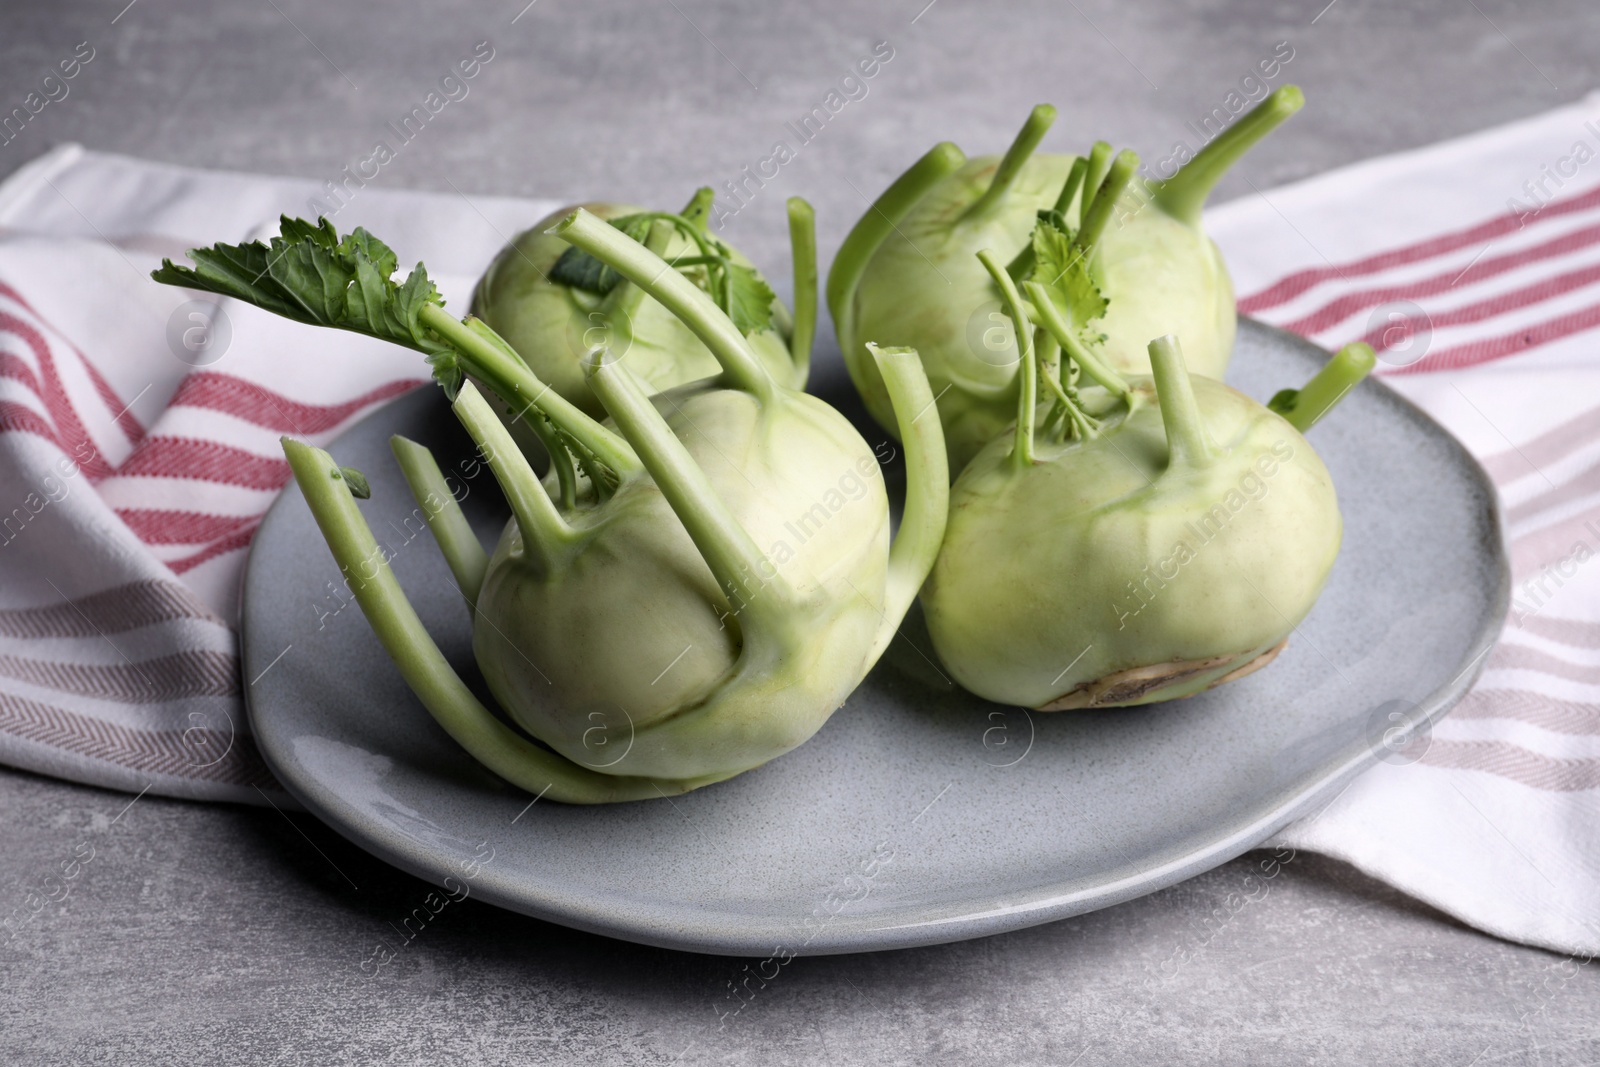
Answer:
[[472, 201, 798, 419], [474, 381, 891, 781], [922, 378, 1340, 709], [844, 155, 1235, 472]]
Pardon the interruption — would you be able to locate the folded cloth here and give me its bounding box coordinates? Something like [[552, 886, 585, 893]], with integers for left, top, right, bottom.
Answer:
[[1208, 93, 1600, 956], [1, 89, 1597, 953], [0, 143, 557, 804]]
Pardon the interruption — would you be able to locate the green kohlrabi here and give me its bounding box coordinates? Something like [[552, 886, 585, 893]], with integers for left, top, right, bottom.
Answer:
[[472, 189, 814, 419], [918, 246, 1373, 709], [828, 87, 1304, 472], [153, 212, 946, 801]]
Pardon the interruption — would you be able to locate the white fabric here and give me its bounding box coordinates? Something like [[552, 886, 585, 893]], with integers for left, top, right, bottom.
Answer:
[[0, 143, 557, 803], [1207, 94, 1600, 956]]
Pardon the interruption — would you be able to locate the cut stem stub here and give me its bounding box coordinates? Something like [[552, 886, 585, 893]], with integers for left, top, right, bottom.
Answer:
[[1146, 334, 1216, 469]]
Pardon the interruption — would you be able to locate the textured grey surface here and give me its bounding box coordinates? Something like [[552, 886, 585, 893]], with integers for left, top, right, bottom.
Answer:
[[1, 0, 1599, 1062]]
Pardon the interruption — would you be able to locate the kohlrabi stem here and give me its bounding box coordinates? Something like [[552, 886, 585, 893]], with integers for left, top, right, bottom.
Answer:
[[1076, 149, 1140, 253], [602, 217, 678, 329], [1147, 335, 1217, 469], [1035, 336, 1076, 429], [1021, 280, 1134, 403], [1082, 141, 1114, 211], [1270, 341, 1376, 432], [978, 249, 1036, 468], [452, 383, 576, 572], [964, 104, 1057, 220], [1006, 156, 1091, 281], [1154, 85, 1304, 228], [865, 343, 948, 663], [1023, 308, 1098, 442], [1053, 155, 1090, 217], [584, 353, 795, 621], [604, 186, 716, 327], [1041, 368, 1097, 441], [551, 209, 776, 404], [464, 317, 580, 506], [1037, 328, 1061, 390], [281, 437, 713, 804], [826, 141, 968, 350], [681, 186, 715, 231], [390, 435, 490, 611], [418, 305, 640, 477], [786, 197, 817, 387]]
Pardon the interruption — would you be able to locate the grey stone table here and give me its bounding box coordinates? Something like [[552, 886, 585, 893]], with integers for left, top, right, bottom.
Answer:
[[2, 0, 1598, 1062]]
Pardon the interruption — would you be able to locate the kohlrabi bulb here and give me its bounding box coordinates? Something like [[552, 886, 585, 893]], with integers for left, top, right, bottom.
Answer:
[[919, 251, 1372, 709], [471, 376, 892, 779], [209, 206, 947, 802], [453, 208, 945, 787], [828, 88, 1303, 472], [473, 192, 812, 419]]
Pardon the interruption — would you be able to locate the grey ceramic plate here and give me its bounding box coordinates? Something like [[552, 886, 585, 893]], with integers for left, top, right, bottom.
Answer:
[[242, 319, 1508, 957]]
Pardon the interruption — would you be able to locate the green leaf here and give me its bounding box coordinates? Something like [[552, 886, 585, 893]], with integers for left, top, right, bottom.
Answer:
[[153, 213, 450, 355], [336, 466, 372, 499], [1029, 217, 1108, 331], [151, 240, 305, 321], [265, 234, 353, 324], [1267, 387, 1299, 417], [153, 216, 467, 394], [338, 227, 398, 278], [723, 263, 775, 336]]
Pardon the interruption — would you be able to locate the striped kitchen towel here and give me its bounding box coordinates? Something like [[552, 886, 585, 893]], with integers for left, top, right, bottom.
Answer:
[[0, 144, 557, 803], [1209, 92, 1600, 956]]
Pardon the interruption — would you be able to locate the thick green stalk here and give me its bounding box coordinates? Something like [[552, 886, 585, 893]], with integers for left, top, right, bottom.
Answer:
[[786, 196, 817, 387], [978, 249, 1036, 468], [681, 185, 716, 231], [1082, 141, 1114, 209], [965, 104, 1057, 220], [1077, 149, 1141, 253], [602, 187, 717, 327], [1037, 328, 1061, 392], [390, 435, 489, 611], [1053, 155, 1090, 217], [418, 304, 640, 477], [463, 317, 579, 507], [550, 209, 775, 403], [602, 216, 679, 329], [281, 438, 706, 803], [452, 383, 576, 573], [583, 353, 794, 622], [1006, 156, 1091, 281], [1033, 330, 1069, 441], [1154, 85, 1304, 228], [825, 141, 968, 349], [1022, 280, 1134, 403], [864, 343, 948, 663], [1269, 341, 1376, 432], [1147, 335, 1216, 469]]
